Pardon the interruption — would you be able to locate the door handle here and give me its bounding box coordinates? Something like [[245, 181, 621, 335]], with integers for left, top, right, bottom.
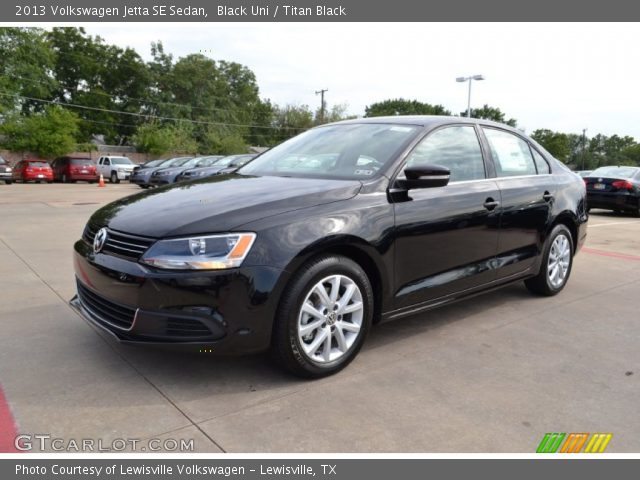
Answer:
[[543, 191, 554, 202], [483, 198, 500, 211]]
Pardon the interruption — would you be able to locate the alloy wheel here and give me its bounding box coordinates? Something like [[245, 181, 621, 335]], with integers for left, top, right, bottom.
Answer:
[[297, 274, 364, 364], [547, 234, 571, 288]]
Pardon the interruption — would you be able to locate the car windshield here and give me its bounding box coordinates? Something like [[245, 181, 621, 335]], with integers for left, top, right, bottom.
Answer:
[[144, 159, 166, 167], [239, 123, 420, 180], [0, 157, 6, 165], [195, 156, 224, 167], [110, 157, 133, 165], [179, 158, 202, 168], [590, 166, 639, 179], [172, 157, 194, 167], [70, 159, 92, 165]]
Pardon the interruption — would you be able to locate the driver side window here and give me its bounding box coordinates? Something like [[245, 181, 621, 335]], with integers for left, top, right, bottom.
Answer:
[[405, 126, 486, 182]]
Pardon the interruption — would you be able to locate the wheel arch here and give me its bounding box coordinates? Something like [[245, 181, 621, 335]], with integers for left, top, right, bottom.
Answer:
[[278, 235, 390, 324], [550, 211, 579, 255]]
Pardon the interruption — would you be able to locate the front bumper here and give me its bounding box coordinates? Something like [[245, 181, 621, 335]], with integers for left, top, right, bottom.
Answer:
[[149, 177, 172, 185], [0, 171, 11, 180], [116, 171, 133, 180], [71, 239, 285, 354], [130, 175, 152, 186]]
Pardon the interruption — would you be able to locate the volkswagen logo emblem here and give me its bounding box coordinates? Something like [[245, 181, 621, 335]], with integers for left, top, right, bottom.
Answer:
[[93, 227, 108, 253]]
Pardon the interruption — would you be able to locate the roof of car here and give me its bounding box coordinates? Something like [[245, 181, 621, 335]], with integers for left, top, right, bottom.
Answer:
[[328, 115, 518, 130]]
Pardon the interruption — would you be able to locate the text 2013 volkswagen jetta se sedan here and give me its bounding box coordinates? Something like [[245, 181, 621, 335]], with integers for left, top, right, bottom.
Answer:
[[70, 116, 588, 377]]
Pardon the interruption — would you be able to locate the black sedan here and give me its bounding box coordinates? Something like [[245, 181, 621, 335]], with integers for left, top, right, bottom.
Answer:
[[176, 154, 257, 181], [130, 157, 192, 189], [70, 116, 587, 378], [584, 166, 640, 216]]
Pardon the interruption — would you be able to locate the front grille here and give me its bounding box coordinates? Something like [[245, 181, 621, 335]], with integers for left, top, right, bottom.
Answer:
[[166, 318, 213, 338], [83, 225, 155, 260], [77, 281, 136, 330]]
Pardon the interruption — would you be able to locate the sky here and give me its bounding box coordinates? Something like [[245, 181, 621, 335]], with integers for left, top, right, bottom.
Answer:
[[82, 23, 640, 139]]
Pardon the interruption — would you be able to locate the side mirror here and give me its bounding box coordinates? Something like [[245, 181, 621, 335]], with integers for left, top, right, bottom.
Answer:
[[402, 164, 450, 189]]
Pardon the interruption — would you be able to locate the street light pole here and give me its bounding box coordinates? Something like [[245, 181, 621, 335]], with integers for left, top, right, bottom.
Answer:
[[456, 75, 484, 118]]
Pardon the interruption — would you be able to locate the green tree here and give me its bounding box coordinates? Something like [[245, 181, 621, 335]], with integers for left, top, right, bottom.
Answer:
[[201, 128, 247, 154], [365, 98, 450, 117], [531, 129, 571, 161], [269, 104, 314, 145], [462, 104, 517, 126], [0, 106, 79, 158], [131, 123, 174, 156], [132, 122, 199, 156], [47, 27, 150, 144], [0, 28, 57, 114]]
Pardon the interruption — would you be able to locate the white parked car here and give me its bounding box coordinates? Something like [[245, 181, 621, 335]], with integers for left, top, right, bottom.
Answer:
[[96, 156, 136, 183]]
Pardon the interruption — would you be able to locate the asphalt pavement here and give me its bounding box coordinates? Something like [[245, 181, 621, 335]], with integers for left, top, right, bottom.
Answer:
[[0, 183, 638, 452]]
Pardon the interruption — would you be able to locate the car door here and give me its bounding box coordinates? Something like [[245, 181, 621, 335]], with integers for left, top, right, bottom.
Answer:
[[480, 127, 556, 279], [391, 124, 501, 310]]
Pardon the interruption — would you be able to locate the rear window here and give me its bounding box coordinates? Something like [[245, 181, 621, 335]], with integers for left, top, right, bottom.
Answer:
[[29, 162, 50, 167], [70, 159, 93, 165], [590, 166, 639, 179]]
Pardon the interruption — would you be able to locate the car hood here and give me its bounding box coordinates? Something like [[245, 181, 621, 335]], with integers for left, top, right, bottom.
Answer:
[[91, 174, 362, 238]]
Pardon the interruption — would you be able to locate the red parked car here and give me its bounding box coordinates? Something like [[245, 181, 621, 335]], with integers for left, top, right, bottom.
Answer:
[[11, 159, 54, 183], [51, 156, 97, 183]]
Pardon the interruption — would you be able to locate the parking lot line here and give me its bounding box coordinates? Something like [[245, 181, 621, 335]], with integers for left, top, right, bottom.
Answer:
[[0, 385, 19, 453], [588, 221, 640, 228], [582, 247, 640, 261]]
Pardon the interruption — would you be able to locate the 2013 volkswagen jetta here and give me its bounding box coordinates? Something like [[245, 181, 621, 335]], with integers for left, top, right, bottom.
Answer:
[[70, 116, 588, 377]]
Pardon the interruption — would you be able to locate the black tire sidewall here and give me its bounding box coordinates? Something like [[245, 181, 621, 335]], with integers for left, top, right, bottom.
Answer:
[[276, 256, 373, 377]]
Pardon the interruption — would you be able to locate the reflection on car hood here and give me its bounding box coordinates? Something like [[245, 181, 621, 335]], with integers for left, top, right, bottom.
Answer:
[[91, 174, 362, 237]]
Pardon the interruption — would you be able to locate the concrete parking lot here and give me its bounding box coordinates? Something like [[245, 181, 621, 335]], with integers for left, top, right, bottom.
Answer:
[[0, 183, 639, 453]]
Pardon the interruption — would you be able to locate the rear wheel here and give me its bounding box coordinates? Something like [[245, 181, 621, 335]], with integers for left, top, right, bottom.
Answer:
[[272, 255, 373, 378], [525, 224, 573, 296]]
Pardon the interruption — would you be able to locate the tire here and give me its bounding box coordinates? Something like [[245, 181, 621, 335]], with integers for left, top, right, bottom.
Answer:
[[272, 255, 373, 378], [139, 185, 149, 189], [110, 171, 120, 184], [4, 180, 11, 185], [525, 224, 574, 296]]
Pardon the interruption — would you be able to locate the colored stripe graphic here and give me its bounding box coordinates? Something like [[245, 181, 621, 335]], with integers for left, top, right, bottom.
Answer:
[[0, 386, 19, 453], [537, 433, 613, 453], [560, 433, 589, 453], [585, 433, 613, 453], [537, 433, 566, 453]]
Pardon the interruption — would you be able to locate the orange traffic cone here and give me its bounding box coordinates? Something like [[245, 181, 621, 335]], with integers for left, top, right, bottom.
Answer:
[[98, 174, 105, 187]]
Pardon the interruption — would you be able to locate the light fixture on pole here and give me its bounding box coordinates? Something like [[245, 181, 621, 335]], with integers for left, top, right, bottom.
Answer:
[[456, 75, 484, 118]]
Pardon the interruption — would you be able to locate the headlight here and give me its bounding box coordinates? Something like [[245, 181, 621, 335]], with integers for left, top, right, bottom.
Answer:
[[140, 233, 256, 270], [6, 167, 12, 172]]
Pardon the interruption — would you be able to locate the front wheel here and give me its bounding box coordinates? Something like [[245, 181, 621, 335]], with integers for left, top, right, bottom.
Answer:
[[4, 180, 11, 185], [110, 171, 120, 184], [272, 255, 373, 378], [525, 224, 574, 296]]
